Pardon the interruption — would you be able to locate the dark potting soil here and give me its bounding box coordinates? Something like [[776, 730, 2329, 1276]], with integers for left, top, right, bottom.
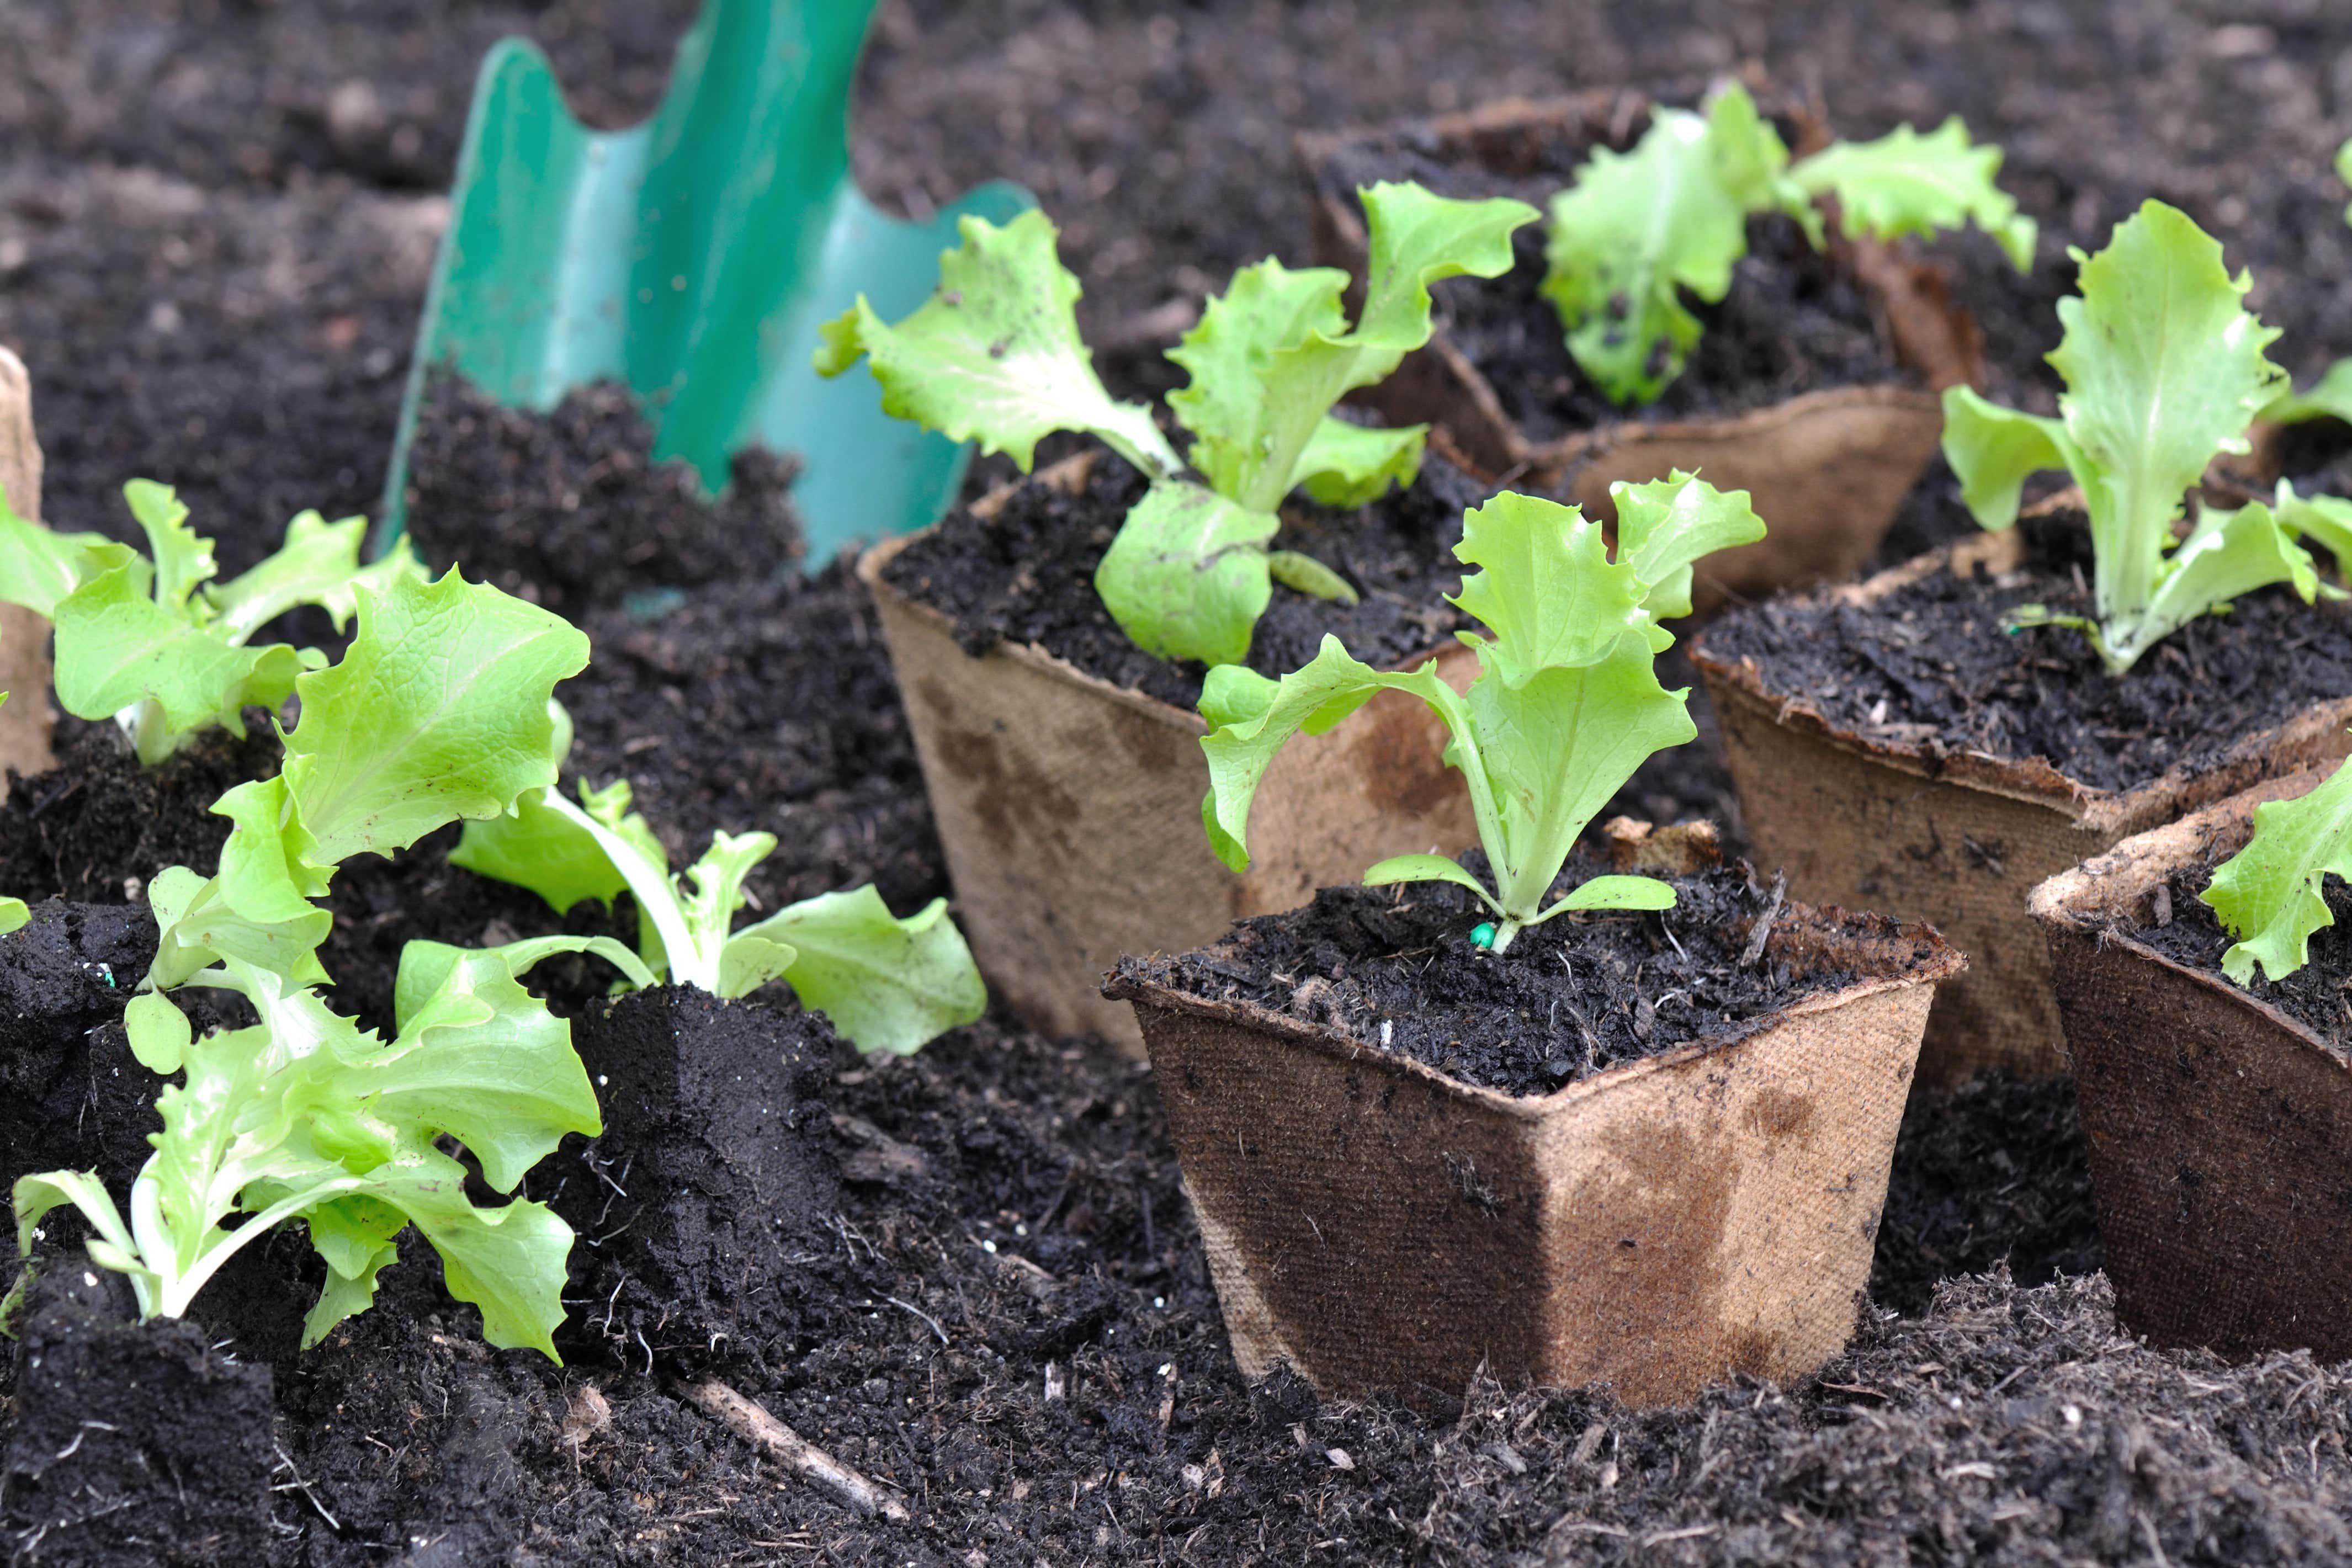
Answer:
[[1122, 847, 1854, 1097], [2131, 857, 2352, 1047], [1701, 509, 2352, 794], [401, 370, 801, 619], [1314, 130, 1908, 445], [1870, 1070, 2104, 1317], [0, 720, 279, 905], [549, 988, 843, 1374], [884, 444, 1496, 711], [4, 1264, 277, 1568]]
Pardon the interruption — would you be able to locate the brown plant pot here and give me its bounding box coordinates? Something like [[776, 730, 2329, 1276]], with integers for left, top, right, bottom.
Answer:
[[0, 344, 52, 775], [1296, 91, 1983, 616], [1105, 826, 1963, 1408], [2029, 771, 2352, 1362], [859, 456, 1479, 1051], [1690, 529, 2352, 1087]]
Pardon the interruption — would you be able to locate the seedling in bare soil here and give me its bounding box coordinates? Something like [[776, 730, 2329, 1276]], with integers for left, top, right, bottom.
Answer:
[[1198, 472, 1764, 953], [1542, 80, 2032, 406], [0, 480, 423, 764], [1942, 200, 2352, 677], [814, 183, 1538, 666], [10, 568, 602, 1358], [2198, 752, 2352, 986], [450, 727, 986, 1056]]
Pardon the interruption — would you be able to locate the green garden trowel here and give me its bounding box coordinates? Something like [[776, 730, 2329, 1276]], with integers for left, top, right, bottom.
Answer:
[[379, 0, 1029, 565]]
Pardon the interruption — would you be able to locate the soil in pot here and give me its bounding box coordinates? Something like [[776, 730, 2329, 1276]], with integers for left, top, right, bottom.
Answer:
[[1127, 843, 1851, 1096], [883, 441, 1499, 711], [2121, 855, 2352, 1043], [400, 370, 803, 619], [3, 1262, 276, 1568], [1701, 509, 2352, 794], [1311, 125, 1912, 447]]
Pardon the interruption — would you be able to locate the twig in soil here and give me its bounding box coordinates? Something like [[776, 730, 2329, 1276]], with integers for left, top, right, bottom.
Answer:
[[682, 1378, 912, 1523], [272, 1441, 343, 1532], [884, 1294, 949, 1346], [1738, 871, 1786, 969]]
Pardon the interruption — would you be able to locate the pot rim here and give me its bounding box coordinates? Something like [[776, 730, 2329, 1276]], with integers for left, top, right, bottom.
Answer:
[[1106, 900, 1965, 1125]]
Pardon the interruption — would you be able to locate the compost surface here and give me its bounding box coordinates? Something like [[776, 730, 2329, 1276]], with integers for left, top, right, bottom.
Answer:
[[1123, 850, 1852, 1097], [1701, 510, 2352, 793], [9, 1, 2352, 1562]]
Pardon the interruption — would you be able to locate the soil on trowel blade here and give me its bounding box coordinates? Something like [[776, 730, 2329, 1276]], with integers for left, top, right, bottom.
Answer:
[[1702, 509, 2352, 793], [883, 443, 1499, 711], [401, 371, 801, 618], [1122, 846, 1857, 1097]]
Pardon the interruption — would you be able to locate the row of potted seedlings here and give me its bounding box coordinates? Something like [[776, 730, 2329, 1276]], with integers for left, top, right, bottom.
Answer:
[[9, 67, 2352, 1542]]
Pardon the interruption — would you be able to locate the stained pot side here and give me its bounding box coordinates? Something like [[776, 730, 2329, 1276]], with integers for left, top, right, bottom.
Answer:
[[1297, 95, 1972, 615], [859, 483, 1478, 1050], [0, 345, 51, 775], [1118, 912, 1956, 1408], [1693, 532, 2352, 1086], [2031, 771, 2352, 1362]]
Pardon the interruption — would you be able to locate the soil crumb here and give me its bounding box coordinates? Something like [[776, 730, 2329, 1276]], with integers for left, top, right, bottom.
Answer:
[[883, 443, 1497, 710], [1122, 846, 1858, 1097], [0, 720, 280, 902], [402, 370, 802, 618], [1700, 510, 2352, 793]]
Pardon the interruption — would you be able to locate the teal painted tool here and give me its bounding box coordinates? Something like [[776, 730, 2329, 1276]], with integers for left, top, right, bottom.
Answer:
[[379, 0, 1031, 565]]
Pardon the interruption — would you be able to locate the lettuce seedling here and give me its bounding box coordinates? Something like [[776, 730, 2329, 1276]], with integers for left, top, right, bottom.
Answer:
[[2198, 754, 2352, 986], [814, 183, 1537, 666], [1938, 200, 2352, 677], [10, 567, 599, 1354], [0, 481, 422, 764], [1199, 473, 1764, 954], [1543, 81, 2033, 406], [451, 755, 986, 1056], [14, 943, 600, 1357]]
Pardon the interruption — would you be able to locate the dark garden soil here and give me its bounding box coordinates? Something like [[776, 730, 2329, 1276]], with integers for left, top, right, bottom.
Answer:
[[1120, 849, 1854, 1097], [13, 0, 2352, 1561], [401, 371, 802, 619], [1316, 131, 1910, 444], [1700, 508, 2352, 793], [883, 441, 1496, 711], [2133, 856, 2352, 1048]]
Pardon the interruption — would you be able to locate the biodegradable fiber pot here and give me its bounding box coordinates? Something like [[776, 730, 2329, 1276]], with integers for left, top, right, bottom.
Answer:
[[1691, 529, 2352, 1087], [1296, 92, 1983, 614], [2029, 770, 2352, 1363], [1106, 826, 1962, 1408], [0, 344, 50, 775], [860, 457, 1478, 1050]]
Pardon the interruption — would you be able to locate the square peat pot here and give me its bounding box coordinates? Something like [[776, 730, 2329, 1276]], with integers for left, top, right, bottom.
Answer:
[[859, 456, 1478, 1051], [2030, 770, 2352, 1362], [1105, 829, 1962, 1409], [1691, 528, 2352, 1087], [1295, 91, 1981, 615]]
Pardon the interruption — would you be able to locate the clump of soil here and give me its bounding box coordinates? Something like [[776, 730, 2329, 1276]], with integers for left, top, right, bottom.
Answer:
[[551, 988, 844, 1373], [0, 899, 168, 1196], [1315, 127, 1907, 444], [2132, 857, 2352, 1045], [882, 444, 1496, 710], [1701, 509, 2352, 793], [1871, 1071, 2103, 1316], [0, 720, 279, 903], [401, 371, 801, 618], [1123, 846, 1854, 1096]]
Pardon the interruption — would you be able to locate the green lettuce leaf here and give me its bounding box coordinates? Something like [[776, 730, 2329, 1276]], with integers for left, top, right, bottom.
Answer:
[[1201, 483, 1727, 950], [2204, 758, 2352, 985], [736, 886, 988, 1055], [0, 897, 24, 937], [1790, 116, 2037, 270], [813, 209, 1180, 479], [2261, 356, 2352, 426], [1940, 200, 2291, 673], [1092, 481, 1279, 665]]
